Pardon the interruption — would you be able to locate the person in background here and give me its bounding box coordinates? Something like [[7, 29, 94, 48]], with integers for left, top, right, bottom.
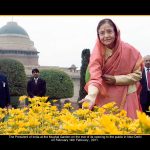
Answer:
[[140, 55, 150, 115], [79, 18, 143, 119], [0, 73, 11, 108], [27, 68, 46, 98]]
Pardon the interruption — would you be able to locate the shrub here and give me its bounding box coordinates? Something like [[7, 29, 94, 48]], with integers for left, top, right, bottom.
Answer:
[[40, 69, 74, 99], [0, 59, 27, 107]]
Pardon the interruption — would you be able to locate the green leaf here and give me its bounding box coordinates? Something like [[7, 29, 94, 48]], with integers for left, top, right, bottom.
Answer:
[[85, 66, 90, 83]]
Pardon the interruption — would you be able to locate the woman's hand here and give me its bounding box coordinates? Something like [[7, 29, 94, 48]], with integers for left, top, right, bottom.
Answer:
[[79, 95, 95, 110], [102, 74, 116, 85]]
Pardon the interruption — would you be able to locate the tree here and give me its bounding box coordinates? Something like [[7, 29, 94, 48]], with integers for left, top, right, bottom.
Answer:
[[78, 49, 90, 107]]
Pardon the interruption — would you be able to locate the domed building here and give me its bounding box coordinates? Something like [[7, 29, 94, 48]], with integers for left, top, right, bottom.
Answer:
[[0, 21, 80, 102], [0, 21, 39, 66]]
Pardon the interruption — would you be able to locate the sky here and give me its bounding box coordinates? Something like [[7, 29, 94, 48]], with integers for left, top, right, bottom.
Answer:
[[0, 15, 150, 69]]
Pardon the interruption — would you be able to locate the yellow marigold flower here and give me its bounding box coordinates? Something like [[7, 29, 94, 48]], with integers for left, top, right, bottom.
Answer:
[[52, 99, 58, 103], [97, 107, 105, 114], [82, 101, 90, 109], [119, 110, 127, 117], [15, 127, 28, 134], [89, 112, 97, 118], [28, 97, 35, 103], [147, 106, 150, 112], [137, 111, 150, 129], [5, 128, 15, 134], [102, 102, 116, 109], [19, 95, 27, 101], [50, 106, 58, 111], [63, 103, 73, 110], [0, 108, 8, 120], [27, 118, 40, 127], [87, 128, 104, 135], [73, 109, 90, 120], [41, 96, 49, 102], [136, 128, 142, 134]]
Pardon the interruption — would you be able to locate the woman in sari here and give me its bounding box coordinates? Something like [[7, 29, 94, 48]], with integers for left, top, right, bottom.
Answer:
[[80, 18, 143, 119]]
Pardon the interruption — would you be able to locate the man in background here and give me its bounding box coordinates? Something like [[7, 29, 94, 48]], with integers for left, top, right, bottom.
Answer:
[[0, 73, 10, 108], [27, 68, 46, 98], [140, 55, 150, 115]]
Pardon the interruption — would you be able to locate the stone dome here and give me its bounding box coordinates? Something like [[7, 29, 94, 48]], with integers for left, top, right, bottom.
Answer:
[[0, 21, 39, 67], [0, 22, 29, 37]]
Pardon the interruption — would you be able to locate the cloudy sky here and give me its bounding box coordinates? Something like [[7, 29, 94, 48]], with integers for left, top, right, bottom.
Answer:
[[0, 15, 150, 69]]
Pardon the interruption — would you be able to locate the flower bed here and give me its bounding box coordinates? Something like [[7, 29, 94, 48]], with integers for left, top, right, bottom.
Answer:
[[0, 96, 150, 134]]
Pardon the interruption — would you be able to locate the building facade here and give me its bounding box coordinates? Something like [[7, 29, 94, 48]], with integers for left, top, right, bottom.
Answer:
[[0, 21, 80, 101]]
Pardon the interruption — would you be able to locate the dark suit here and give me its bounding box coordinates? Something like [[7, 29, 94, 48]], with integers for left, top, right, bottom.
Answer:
[[27, 77, 46, 98], [0, 74, 10, 108], [140, 69, 150, 115]]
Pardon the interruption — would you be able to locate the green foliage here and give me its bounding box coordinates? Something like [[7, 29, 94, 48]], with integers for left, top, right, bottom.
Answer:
[[0, 59, 27, 96], [40, 69, 74, 99], [85, 66, 90, 83], [10, 96, 20, 108]]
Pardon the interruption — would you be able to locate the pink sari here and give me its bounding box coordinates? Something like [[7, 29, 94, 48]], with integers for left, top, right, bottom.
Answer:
[[85, 32, 143, 119]]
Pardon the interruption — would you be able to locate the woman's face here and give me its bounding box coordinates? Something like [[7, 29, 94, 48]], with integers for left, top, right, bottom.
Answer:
[[98, 23, 116, 49]]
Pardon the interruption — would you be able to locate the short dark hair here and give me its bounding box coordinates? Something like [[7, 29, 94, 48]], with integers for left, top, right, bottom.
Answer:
[[32, 68, 39, 73]]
